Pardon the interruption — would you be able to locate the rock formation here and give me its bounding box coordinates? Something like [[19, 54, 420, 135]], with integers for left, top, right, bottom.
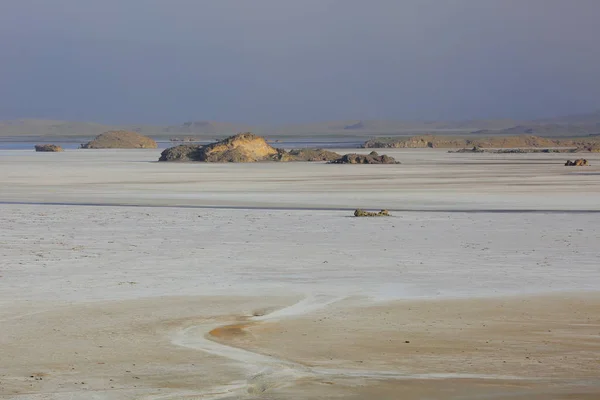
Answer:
[[453, 146, 484, 153], [281, 148, 342, 162], [451, 148, 575, 154], [169, 137, 201, 142], [159, 133, 400, 164], [34, 144, 63, 152], [363, 134, 580, 149], [160, 133, 344, 162], [159, 133, 279, 162], [565, 159, 589, 166], [354, 209, 390, 217], [158, 144, 205, 161], [576, 144, 600, 153], [202, 133, 279, 162], [81, 131, 157, 149], [330, 151, 399, 164], [363, 135, 470, 149]]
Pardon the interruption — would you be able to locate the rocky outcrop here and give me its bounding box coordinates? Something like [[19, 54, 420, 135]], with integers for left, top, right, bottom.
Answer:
[[453, 146, 484, 153], [482, 135, 558, 148], [565, 159, 589, 166], [160, 133, 279, 162], [576, 144, 600, 153], [158, 144, 205, 161], [330, 151, 399, 164], [159, 133, 401, 165], [169, 137, 201, 142], [451, 148, 576, 154], [354, 209, 390, 217], [34, 144, 63, 152], [364, 135, 568, 149], [364, 135, 469, 149], [81, 131, 157, 149], [282, 148, 342, 162], [160, 133, 346, 163], [201, 133, 279, 162]]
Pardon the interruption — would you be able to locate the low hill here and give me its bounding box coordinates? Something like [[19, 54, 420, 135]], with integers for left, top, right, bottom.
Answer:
[[0, 119, 255, 138], [160, 120, 255, 135], [2, 110, 600, 139], [81, 131, 157, 149], [534, 110, 600, 125], [0, 119, 115, 137], [363, 134, 600, 149]]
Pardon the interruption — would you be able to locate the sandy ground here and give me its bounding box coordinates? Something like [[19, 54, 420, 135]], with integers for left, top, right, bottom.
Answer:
[[1, 149, 600, 399]]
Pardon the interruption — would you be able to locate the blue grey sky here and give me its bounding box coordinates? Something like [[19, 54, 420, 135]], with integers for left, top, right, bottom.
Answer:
[[0, 0, 599, 124]]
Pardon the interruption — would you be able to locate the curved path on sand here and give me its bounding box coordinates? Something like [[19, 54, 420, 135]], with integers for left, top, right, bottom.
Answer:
[[161, 293, 531, 399]]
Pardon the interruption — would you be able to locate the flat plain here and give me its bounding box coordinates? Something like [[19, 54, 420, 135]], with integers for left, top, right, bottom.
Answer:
[[1, 148, 599, 399]]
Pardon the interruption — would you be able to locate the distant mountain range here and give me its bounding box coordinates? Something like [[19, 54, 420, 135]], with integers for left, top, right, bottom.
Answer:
[[1, 110, 600, 139]]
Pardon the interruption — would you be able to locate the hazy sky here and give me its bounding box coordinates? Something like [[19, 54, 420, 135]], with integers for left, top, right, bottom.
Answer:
[[0, 0, 599, 124]]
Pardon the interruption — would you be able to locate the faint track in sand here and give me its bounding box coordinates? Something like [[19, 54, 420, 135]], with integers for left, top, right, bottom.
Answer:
[[167, 294, 534, 398]]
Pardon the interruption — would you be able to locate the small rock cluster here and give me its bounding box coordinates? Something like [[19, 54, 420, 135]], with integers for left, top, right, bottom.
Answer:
[[565, 159, 589, 166], [354, 209, 391, 217], [452, 146, 484, 153], [330, 151, 399, 164], [34, 144, 63, 152]]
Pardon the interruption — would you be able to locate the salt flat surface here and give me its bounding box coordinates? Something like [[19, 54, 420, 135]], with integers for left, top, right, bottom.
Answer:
[[1, 149, 599, 303], [1, 149, 600, 399], [1, 148, 600, 210], [1, 205, 598, 305]]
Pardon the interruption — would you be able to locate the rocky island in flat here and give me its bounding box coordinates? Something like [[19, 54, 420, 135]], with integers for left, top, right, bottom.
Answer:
[[363, 134, 600, 151], [159, 133, 398, 164], [34, 144, 63, 152], [81, 130, 158, 149]]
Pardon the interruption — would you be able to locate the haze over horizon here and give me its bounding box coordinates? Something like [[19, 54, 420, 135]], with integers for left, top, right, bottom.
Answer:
[[1, 0, 599, 125]]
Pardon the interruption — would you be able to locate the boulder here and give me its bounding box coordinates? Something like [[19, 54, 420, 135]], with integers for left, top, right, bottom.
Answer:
[[330, 153, 399, 164], [34, 144, 63, 152], [354, 209, 391, 217], [81, 131, 157, 149], [565, 159, 589, 166]]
